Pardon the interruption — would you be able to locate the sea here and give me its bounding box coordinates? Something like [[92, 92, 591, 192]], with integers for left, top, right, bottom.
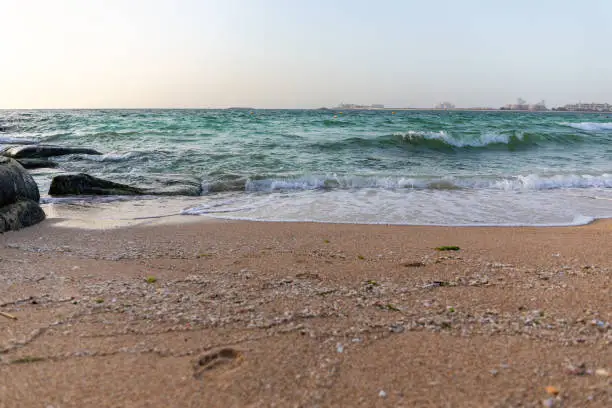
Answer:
[[1, 109, 611, 227]]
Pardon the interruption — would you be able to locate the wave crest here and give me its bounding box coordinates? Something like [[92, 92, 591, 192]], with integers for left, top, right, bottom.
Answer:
[[398, 130, 525, 148], [561, 122, 612, 131]]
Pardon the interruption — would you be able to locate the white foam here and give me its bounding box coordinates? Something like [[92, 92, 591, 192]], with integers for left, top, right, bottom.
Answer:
[[245, 175, 430, 192], [491, 173, 612, 190], [90, 151, 139, 162], [203, 213, 599, 228], [0, 137, 38, 145], [241, 173, 612, 193], [561, 122, 612, 131]]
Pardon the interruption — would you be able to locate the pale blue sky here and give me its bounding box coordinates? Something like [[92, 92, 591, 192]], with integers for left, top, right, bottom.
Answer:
[[1, 0, 610, 108]]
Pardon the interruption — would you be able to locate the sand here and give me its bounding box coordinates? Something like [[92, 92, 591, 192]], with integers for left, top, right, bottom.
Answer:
[[0, 218, 610, 407]]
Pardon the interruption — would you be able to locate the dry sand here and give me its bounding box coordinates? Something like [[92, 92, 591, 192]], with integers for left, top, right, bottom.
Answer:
[[0, 218, 610, 407]]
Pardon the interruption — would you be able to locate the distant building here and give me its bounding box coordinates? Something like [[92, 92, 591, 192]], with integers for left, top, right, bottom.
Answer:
[[434, 102, 455, 110], [556, 102, 612, 112], [529, 101, 548, 111], [467, 107, 495, 111], [500, 98, 547, 111]]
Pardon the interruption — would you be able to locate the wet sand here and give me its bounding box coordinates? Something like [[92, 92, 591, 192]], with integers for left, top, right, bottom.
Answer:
[[0, 218, 610, 407]]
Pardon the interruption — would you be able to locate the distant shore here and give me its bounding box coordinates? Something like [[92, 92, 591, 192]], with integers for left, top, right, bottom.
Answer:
[[325, 107, 612, 114]]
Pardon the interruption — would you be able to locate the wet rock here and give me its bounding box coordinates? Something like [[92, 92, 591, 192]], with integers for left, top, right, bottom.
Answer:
[[0, 199, 46, 233], [0, 157, 40, 207], [49, 174, 144, 196], [16, 158, 58, 169], [2, 145, 102, 159]]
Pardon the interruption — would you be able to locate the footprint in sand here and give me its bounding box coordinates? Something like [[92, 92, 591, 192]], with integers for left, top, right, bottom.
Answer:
[[193, 348, 243, 378]]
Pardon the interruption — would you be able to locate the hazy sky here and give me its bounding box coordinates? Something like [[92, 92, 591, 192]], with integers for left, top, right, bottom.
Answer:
[[1, 0, 611, 108]]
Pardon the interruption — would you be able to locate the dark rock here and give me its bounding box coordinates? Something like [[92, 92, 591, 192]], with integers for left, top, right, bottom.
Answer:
[[2, 145, 102, 159], [49, 174, 144, 196], [0, 157, 46, 232], [16, 158, 58, 170], [0, 157, 40, 207], [0, 199, 46, 233]]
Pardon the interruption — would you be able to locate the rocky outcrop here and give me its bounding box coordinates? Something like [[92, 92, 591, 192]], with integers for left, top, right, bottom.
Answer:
[[0, 157, 40, 207], [49, 173, 204, 197], [16, 158, 58, 170], [0, 199, 46, 232], [0, 157, 45, 233], [2, 145, 102, 159], [49, 174, 144, 196]]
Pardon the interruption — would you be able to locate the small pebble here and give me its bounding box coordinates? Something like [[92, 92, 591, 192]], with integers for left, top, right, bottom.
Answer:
[[389, 324, 405, 333], [545, 386, 559, 396], [378, 390, 387, 398]]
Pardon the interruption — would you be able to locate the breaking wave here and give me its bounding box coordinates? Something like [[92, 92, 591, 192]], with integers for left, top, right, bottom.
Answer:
[[561, 122, 612, 131], [200, 173, 612, 193], [313, 129, 585, 151], [397, 130, 528, 148]]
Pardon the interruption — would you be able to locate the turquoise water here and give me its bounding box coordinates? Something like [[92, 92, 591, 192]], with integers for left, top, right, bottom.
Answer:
[[1, 109, 611, 225]]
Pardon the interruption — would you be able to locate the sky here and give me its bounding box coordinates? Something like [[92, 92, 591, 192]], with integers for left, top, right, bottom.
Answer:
[[1, 0, 611, 109]]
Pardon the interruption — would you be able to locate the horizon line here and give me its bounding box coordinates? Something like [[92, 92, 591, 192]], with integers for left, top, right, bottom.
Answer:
[[1, 107, 610, 113]]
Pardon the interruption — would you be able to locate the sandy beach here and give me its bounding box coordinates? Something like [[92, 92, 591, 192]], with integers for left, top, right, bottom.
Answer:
[[0, 218, 610, 407]]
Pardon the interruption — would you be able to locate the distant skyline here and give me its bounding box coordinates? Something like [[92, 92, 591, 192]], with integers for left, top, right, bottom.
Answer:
[[1, 0, 611, 109]]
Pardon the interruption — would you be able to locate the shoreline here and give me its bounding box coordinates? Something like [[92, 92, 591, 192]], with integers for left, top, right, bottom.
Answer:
[[38, 193, 612, 230], [1, 218, 610, 406]]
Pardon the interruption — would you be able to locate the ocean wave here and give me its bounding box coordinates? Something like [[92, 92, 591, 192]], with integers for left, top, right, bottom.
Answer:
[[73, 130, 142, 138], [217, 173, 612, 193], [81, 150, 170, 162], [561, 122, 612, 131], [491, 173, 612, 190], [41, 132, 77, 142], [311, 130, 561, 152], [322, 119, 354, 127], [397, 130, 526, 148]]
